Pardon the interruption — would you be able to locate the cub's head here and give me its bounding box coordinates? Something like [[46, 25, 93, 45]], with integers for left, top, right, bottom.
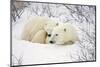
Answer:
[[46, 26, 67, 45], [46, 24, 78, 45]]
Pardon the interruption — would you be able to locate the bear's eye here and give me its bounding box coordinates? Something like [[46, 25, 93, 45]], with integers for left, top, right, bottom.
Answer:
[[56, 23, 59, 26], [48, 34, 51, 37], [64, 28, 66, 32], [55, 34, 58, 36]]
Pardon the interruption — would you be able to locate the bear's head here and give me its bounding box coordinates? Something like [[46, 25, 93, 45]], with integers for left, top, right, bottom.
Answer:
[[46, 26, 67, 45], [46, 24, 78, 45]]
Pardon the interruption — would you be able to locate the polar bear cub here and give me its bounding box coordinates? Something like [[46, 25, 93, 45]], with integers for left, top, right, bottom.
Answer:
[[46, 23, 78, 45]]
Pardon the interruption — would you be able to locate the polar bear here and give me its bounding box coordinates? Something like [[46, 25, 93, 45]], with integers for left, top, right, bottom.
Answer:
[[21, 16, 58, 44], [46, 23, 78, 45]]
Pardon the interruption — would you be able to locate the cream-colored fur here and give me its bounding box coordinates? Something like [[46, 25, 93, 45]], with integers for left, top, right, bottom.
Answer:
[[46, 23, 78, 45]]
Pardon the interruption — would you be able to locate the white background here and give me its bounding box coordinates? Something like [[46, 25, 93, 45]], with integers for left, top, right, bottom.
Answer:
[[0, 0, 99, 67]]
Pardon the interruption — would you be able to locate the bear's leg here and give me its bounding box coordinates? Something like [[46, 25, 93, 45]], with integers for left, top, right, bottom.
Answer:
[[31, 30, 47, 44], [64, 40, 74, 45]]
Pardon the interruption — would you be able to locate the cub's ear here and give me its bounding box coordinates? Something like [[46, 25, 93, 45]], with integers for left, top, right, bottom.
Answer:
[[64, 28, 66, 32], [56, 23, 59, 26]]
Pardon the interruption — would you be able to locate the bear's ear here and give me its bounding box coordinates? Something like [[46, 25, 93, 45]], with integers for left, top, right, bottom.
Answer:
[[64, 28, 66, 32], [56, 23, 59, 26]]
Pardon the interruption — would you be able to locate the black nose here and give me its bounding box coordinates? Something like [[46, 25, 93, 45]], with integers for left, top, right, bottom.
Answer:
[[49, 41, 54, 44], [48, 34, 51, 37]]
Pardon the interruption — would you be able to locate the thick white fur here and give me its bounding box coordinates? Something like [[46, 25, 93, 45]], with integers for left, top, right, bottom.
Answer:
[[46, 23, 78, 45]]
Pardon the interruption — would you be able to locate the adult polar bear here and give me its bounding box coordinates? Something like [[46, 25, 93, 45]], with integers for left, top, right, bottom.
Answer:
[[46, 23, 78, 45], [21, 16, 58, 44]]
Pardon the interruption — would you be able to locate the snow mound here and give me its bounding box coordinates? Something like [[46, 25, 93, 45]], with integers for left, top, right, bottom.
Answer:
[[12, 38, 79, 65]]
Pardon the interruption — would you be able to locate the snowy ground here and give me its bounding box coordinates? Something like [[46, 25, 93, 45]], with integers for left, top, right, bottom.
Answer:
[[12, 38, 80, 65], [11, 1, 96, 66]]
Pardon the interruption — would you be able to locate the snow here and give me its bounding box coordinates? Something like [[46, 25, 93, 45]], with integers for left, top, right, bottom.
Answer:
[[12, 38, 79, 65]]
